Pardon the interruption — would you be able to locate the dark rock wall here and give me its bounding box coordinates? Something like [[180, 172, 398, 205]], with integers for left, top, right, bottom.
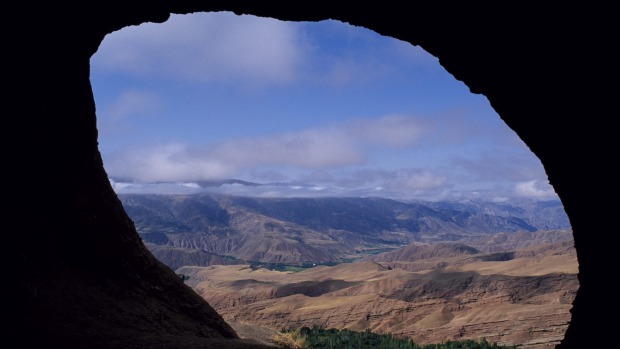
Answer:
[[7, 2, 612, 348]]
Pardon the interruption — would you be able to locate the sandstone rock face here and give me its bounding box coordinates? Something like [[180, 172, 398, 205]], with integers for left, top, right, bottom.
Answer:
[[183, 243, 578, 348]]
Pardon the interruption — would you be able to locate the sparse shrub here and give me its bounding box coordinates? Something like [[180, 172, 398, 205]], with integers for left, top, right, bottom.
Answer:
[[272, 327, 307, 348]]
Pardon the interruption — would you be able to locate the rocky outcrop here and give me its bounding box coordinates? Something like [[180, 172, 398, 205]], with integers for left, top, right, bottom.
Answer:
[[144, 242, 244, 270]]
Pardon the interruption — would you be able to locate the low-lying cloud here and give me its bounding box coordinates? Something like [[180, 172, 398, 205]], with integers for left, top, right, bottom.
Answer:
[[104, 114, 427, 182], [384, 170, 448, 191], [514, 180, 557, 198], [106, 143, 235, 182]]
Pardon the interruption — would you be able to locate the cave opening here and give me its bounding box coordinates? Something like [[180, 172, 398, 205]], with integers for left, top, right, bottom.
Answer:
[[89, 11, 577, 348]]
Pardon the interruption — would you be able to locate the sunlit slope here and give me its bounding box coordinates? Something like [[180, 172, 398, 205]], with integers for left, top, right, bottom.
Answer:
[[121, 193, 570, 265], [180, 240, 577, 348]]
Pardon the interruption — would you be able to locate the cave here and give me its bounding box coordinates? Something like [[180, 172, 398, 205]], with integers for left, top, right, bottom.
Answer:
[[7, 2, 610, 348]]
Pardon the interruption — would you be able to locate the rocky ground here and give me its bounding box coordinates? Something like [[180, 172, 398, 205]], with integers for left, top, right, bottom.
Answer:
[[229, 321, 282, 348]]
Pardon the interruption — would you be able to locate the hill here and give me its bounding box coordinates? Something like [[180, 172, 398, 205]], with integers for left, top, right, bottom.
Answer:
[[181, 240, 578, 348], [120, 193, 570, 267], [119, 192, 576, 348]]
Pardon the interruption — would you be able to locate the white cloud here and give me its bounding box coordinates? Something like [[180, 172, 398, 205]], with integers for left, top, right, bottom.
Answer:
[[210, 127, 366, 169], [451, 150, 548, 183], [514, 180, 557, 198], [384, 170, 448, 191], [93, 12, 304, 86], [109, 178, 204, 195], [104, 113, 430, 183], [93, 13, 439, 89], [105, 130, 366, 183], [105, 143, 236, 182], [297, 168, 449, 197]]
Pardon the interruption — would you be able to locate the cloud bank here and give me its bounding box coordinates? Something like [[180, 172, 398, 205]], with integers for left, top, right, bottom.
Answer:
[[104, 114, 426, 182], [94, 12, 304, 86], [103, 112, 558, 201], [93, 13, 559, 202]]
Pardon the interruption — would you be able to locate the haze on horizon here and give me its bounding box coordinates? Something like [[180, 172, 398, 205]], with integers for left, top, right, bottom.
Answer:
[[90, 12, 558, 202]]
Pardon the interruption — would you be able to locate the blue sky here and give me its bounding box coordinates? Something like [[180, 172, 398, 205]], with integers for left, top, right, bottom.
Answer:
[[90, 11, 557, 201]]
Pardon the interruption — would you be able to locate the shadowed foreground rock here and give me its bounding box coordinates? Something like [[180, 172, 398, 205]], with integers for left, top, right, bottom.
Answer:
[[6, 2, 613, 348]]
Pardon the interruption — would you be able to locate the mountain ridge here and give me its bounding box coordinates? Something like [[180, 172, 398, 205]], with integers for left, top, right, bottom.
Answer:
[[121, 193, 571, 267]]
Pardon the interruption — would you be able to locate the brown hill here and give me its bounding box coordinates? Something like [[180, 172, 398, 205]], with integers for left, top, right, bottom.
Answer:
[[122, 194, 570, 266], [370, 242, 481, 262], [460, 229, 575, 253], [366, 232, 575, 273], [180, 242, 578, 348], [144, 242, 243, 270]]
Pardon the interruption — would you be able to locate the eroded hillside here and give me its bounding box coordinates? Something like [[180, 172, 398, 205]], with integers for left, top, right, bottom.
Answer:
[[180, 239, 578, 348], [121, 194, 571, 267]]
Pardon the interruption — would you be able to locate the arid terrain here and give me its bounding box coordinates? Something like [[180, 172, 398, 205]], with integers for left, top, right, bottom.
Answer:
[[122, 193, 570, 267], [118, 193, 576, 347], [179, 236, 577, 348]]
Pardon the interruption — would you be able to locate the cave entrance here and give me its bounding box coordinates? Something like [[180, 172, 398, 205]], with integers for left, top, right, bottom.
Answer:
[[90, 11, 577, 347]]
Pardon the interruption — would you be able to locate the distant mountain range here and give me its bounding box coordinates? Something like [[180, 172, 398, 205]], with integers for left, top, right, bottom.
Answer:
[[118, 193, 571, 266]]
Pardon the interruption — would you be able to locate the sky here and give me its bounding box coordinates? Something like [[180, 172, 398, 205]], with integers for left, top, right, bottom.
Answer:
[[90, 11, 558, 202]]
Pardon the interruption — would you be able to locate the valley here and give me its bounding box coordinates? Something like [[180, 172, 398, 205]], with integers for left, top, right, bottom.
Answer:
[[121, 193, 570, 266], [181, 238, 577, 348], [119, 193, 577, 348]]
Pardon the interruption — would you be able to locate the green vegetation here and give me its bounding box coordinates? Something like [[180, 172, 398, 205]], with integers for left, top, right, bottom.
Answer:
[[281, 265, 310, 273], [280, 326, 517, 349], [248, 261, 352, 272]]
